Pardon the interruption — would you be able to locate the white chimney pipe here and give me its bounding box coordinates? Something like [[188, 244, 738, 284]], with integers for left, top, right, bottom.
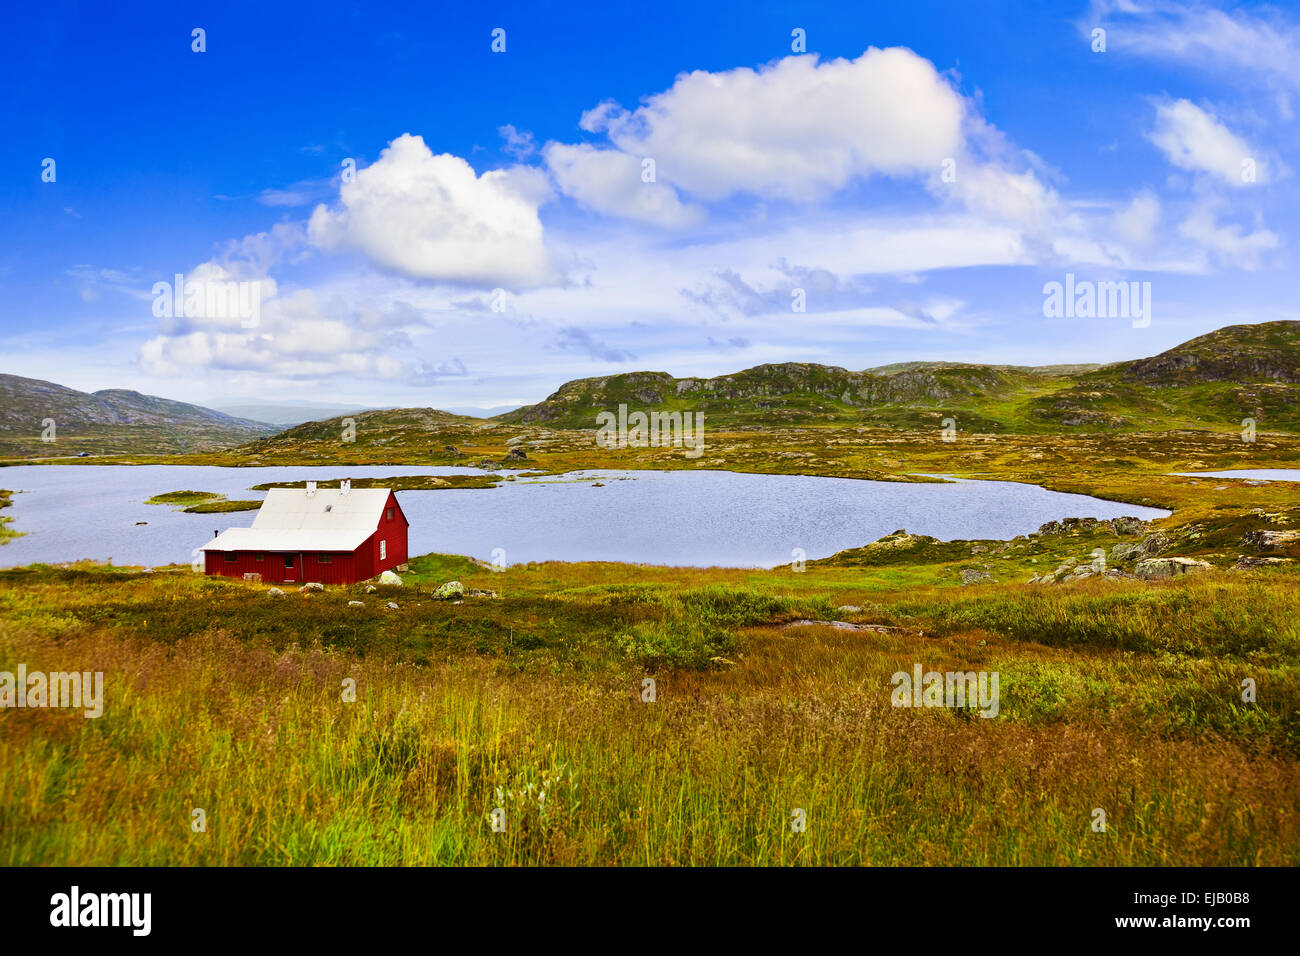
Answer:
[[306, 480, 317, 496], [340, 479, 351, 495]]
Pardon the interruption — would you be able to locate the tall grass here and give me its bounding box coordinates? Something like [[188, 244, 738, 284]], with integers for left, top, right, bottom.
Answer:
[[1, 563, 1297, 865]]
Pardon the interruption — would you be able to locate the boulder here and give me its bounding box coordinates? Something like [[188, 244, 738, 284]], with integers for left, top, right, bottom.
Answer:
[[385, 601, 399, 610], [1135, 557, 1212, 580], [267, 587, 285, 597], [347, 600, 364, 607], [466, 588, 498, 598], [364, 585, 378, 593], [1233, 555, 1294, 570], [433, 580, 465, 600], [960, 569, 993, 585], [1111, 516, 1148, 536], [378, 570, 402, 586], [1135, 532, 1172, 559], [299, 582, 324, 593], [1110, 542, 1141, 563], [1242, 529, 1300, 552]]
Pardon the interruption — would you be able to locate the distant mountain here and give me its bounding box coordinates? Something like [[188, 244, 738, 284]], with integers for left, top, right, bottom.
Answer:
[[442, 404, 523, 418], [213, 401, 388, 426], [492, 321, 1300, 433], [0, 374, 277, 457], [239, 406, 485, 458]]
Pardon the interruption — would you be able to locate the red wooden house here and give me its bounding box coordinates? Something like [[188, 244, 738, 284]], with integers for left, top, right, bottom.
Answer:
[[201, 481, 408, 585]]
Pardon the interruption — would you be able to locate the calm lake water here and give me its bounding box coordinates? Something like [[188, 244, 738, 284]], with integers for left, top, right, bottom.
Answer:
[[0, 465, 1175, 567], [0, 465, 1170, 570], [1175, 469, 1300, 481]]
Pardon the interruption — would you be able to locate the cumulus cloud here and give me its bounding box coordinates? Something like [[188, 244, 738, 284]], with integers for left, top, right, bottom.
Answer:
[[1148, 99, 1261, 186], [307, 133, 556, 288], [579, 47, 965, 202], [139, 268, 459, 381], [1113, 189, 1162, 247], [1178, 205, 1278, 270], [543, 142, 702, 227]]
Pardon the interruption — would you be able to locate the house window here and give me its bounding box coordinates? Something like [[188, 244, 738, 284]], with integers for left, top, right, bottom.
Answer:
[[224, 553, 237, 562], [318, 554, 333, 564], [380, 540, 387, 560], [255, 553, 264, 562], [284, 555, 294, 568], [386, 507, 394, 521]]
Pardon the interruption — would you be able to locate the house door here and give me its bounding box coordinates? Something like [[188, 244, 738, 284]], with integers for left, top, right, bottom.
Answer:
[[283, 553, 296, 583]]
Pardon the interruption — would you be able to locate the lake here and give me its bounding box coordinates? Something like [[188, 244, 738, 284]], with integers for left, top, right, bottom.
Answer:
[[1175, 469, 1300, 482], [0, 465, 1170, 570]]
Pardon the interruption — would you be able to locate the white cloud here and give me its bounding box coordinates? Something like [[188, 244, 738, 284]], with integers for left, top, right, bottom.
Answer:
[[582, 47, 965, 202], [1178, 206, 1278, 270], [1113, 189, 1161, 247], [542, 142, 702, 227], [1148, 99, 1261, 187], [307, 133, 556, 288], [498, 124, 537, 159], [1087, 0, 1300, 91]]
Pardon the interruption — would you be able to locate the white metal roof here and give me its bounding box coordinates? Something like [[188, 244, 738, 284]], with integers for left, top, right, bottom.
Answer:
[[200, 487, 392, 552]]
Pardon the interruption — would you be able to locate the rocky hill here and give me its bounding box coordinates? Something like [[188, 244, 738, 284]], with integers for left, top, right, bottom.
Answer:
[[0, 374, 276, 456], [493, 321, 1300, 433]]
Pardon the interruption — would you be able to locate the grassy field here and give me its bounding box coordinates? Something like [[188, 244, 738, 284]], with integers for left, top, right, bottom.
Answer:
[[2, 510, 1297, 865], [0, 489, 19, 544], [2, 421, 1297, 865]]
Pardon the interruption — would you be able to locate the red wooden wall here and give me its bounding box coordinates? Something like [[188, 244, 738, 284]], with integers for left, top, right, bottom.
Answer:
[[203, 490, 409, 585]]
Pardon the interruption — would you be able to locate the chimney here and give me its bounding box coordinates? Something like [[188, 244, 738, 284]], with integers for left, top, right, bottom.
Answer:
[[306, 481, 317, 497], [340, 479, 351, 495]]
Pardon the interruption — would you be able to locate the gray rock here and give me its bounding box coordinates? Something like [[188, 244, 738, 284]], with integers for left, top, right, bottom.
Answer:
[[1135, 557, 1212, 580], [347, 600, 364, 607], [1135, 532, 1172, 558], [299, 582, 324, 593], [267, 588, 285, 597], [1233, 555, 1294, 570], [364, 585, 377, 593], [385, 601, 400, 610], [433, 580, 465, 600], [1110, 542, 1141, 563], [1242, 529, 1300, 552], [378, 570, 402, 586], [1111, 516, 1147, 536], [961, 569, 994, 585]]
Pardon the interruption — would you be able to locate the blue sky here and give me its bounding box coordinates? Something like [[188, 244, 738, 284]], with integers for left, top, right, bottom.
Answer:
[[1, 0, 1296, 410]]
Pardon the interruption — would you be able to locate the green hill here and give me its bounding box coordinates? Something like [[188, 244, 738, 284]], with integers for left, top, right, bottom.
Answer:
[[0, 374, 277, 456], [491, 321, 1300, 433]]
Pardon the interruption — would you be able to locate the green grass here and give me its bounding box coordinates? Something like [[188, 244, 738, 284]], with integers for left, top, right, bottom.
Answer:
[[146, 490, 222, 506], [182, 499, 262, 513], [1, 543, 1297, 865], [146, 490, 262, 513], [0, 489, 20, 544]]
